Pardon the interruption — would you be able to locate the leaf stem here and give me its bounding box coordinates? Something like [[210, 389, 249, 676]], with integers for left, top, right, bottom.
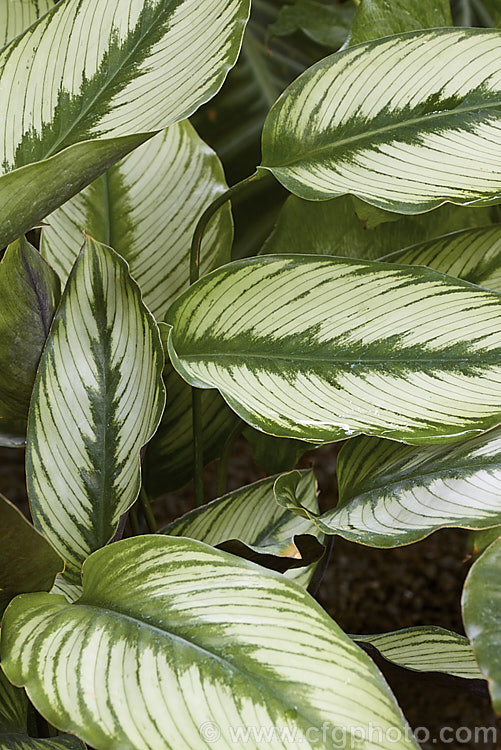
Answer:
[[190, 169, 274, 508], [129, 506, 141, 535], [216, 420, 244, 497], [192, 387, 205, 507], [139, 487, 157, 533]]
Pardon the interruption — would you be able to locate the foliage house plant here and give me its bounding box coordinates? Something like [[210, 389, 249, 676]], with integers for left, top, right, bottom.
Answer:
[[0, 0, 500, 747]]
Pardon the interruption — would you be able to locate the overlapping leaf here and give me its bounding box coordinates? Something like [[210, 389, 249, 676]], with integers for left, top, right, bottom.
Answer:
[[348, 0, 452, 46], [0, 671, 84, 749], [1, 536, 418, 750], [0, 237, 60, 446], [319, 428, 501, 546], [0, 0, 53, 47], [144, 324, 237, 496], [41, 122, 233, 320], [0, 0, 249, 248], [463, 536, 501, 711], [262, 195, 493, 259], [261, 28, 501, 210], [355, 627, 484, 680], [380, 225, 501, 292], [162, 470, 322, 586], [26, 238, 165, 583], [166, 255, 501, 444], [0, 494, 63, 614]]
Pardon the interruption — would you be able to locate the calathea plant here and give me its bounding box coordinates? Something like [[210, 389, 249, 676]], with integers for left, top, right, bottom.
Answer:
[[0, 0, 500, 748]]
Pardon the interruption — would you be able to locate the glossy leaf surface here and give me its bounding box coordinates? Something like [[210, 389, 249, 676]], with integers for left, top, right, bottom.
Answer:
[[166, 255, 501, 445], [261, 29, 501, 210], [1, 536, 418, 750], [27, 239, 165, 582]]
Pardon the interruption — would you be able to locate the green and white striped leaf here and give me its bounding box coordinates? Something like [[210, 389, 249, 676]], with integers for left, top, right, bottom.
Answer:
[[462, 536, 501, 711], [0, 0, 53, 47], [0, 494, 63, 615], [0, 670, 84, 749], [0, 237, 60, 446], [243, 426, 311, 476], [348, 0, 452, 47], [26, 238, 165, 583], [41, 122, 233, 320], [354, 627, 483, 680], [166, 255, 501, 445], [1, 535, 418, 750], [162, 470, 323, 587], [0, 0, 249, 249], [275, 427, 501, 545], [321, 428, 501, 546], [144, 323, 237, 496], [260, 28, 501, 211], [262, 195, 493, 259], [380, 225, 501, 292]]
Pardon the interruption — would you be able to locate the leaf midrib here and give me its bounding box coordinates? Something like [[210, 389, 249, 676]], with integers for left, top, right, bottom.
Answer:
[[339, 460, 501, 509], [179, 351, 500, 365], [264, 99, 501, 169], [42, 5, 166, 160], [75, 601, 350, 734]]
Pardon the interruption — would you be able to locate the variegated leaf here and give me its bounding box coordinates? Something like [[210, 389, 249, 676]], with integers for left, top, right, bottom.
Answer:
[[26, 238, 165, 583], [144, 323, 237, 496], [1, 536, 418, 750], [0, 0, 53, 47], [0, 670, 84, 749], [380, 225, 501, 293], [260, 28, 501, 211], [0, 237, 60, 446], [165, 255, 501, 445], [274, 426, 501, 546], [262, 195, 493, 259], [0, 0, 249, 249], [329, 428, 501, 546], [41, 122, 233, 320], [355, 627, 483, 680], [462, 536, 501, 711], [162, 470, 323, 587], [469, 525, 501, 556]]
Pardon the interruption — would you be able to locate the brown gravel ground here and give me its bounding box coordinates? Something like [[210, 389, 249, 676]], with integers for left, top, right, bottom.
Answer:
[[2, 441, 500, 750]]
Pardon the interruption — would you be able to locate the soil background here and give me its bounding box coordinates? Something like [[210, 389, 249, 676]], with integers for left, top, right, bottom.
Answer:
[[3, 441, 501, 750]]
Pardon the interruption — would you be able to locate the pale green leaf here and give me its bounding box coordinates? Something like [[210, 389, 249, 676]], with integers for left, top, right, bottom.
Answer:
[[162, 470, 323, 587], [0, 237, 60, 446], [262, 195, 492, 259], [26, 238, 166, 583], [462, 536, 501, 711], [143, 323, 237, 495], [0, 670, 84, 749], [354, 627, 483, 680], [166, 255, 501, 445], [0, 0, 249, 249], [0, 495, 63, 614], [261, 28, 501, 210], [349, 0, 453, 47], [380, 224, 501, 292], [295, 428, 501, 545], [41, 122, 233, 320], [1, 536, 418, 750], [0, 0, 53, 47]]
